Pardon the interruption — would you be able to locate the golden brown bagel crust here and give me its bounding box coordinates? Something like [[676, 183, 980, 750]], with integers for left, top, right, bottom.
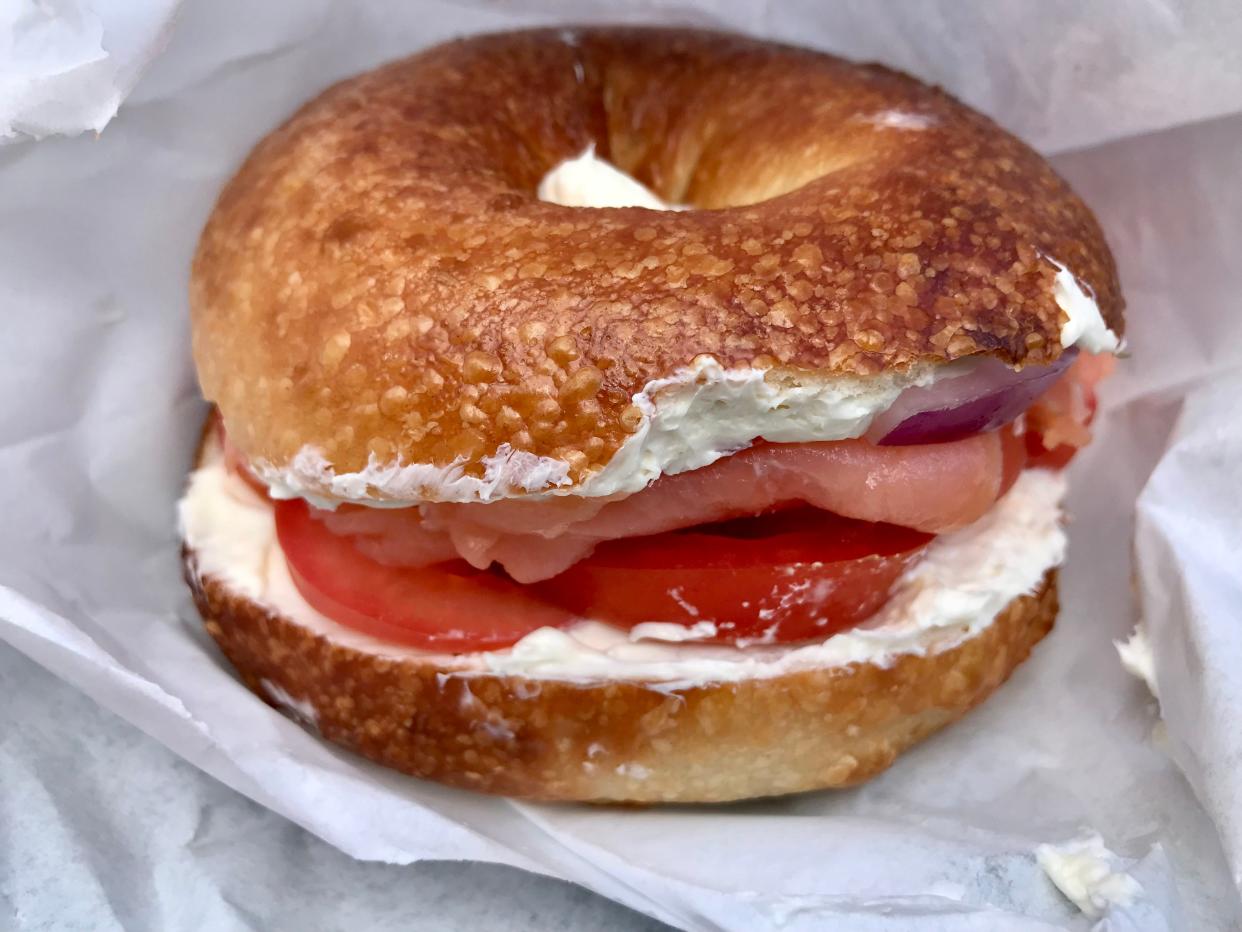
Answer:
[[192, 27, 1123, 497], [185, 547, 1057, 803]]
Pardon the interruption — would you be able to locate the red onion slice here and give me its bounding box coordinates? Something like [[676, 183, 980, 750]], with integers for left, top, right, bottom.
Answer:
[[869, 351, 1076, 445]]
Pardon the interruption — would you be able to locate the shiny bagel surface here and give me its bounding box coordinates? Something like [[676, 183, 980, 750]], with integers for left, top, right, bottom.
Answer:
[[186, 545, 1058, 803], [191, 27, 1123, 500]]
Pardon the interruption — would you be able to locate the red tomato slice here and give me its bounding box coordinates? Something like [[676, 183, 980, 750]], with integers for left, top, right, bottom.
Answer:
[[535, 509, 933, 644], [275, 497, 575, 651]]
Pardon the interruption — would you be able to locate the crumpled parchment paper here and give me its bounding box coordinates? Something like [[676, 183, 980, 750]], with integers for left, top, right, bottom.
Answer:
[[3, 1, 1242, 929]]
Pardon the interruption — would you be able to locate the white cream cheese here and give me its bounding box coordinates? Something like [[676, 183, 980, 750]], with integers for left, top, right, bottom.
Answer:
[[537, 144, 677, 210], [256, 150, 1115, 507], [1048, 256, 1122, 354], [1116, 623, 1158, 698], [1036, 832, 1143, 919], [180, 443, 1067, 686], [628, 621, 718, 643], [260, 443, 573, 509], [260, 678, 319, 728]]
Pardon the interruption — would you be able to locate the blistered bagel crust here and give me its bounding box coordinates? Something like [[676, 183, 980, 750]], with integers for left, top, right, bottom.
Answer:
[[191, 27, 1123, 501]]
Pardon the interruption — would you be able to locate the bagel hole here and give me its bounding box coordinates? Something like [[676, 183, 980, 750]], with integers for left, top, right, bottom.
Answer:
[[596, 91, 885, 209], [540, 142, 868, 213], [538, 50, 890, 211]]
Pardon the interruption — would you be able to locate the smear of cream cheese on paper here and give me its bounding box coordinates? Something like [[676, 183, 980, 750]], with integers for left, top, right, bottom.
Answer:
[[1036, 832, 1143, 919]]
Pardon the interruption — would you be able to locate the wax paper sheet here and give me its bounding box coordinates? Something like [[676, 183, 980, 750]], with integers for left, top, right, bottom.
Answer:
[[3, 1, 1242, 929]]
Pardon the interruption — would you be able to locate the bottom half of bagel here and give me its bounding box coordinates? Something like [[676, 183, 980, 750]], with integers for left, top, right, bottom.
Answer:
[[186, 562, 1055, 803], [182, 457, 1059, 803]]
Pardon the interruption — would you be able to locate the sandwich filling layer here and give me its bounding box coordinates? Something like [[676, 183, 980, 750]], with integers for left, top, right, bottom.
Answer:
[[181, 440, 1066, 685]]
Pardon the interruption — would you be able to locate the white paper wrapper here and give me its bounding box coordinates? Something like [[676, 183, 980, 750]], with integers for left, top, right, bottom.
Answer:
[[1136, 373, 1242, 891], [3, 1, 1242, 928], [0, 0, 178, 142]]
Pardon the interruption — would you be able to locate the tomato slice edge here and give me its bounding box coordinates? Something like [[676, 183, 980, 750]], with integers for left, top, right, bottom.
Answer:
[[275, 497, 575, 651]]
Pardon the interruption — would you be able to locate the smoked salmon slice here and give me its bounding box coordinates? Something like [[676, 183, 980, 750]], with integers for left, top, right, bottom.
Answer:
[[330, 428, 1024, 583]]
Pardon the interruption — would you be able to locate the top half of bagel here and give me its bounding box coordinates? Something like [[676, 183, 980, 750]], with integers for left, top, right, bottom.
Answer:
[[190, 26, 1123, 504]]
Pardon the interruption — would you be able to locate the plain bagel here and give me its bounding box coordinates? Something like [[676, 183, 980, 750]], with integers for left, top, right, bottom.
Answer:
[[190, 27, 1123, 503], [186, 538, 1058, 803]]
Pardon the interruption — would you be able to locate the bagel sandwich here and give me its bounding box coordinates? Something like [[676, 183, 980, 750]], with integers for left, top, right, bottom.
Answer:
[[181, 27, 1124, 803]]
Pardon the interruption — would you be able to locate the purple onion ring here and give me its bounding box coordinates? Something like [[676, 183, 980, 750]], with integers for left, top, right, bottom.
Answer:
[[869, 350, 1077, 446]]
